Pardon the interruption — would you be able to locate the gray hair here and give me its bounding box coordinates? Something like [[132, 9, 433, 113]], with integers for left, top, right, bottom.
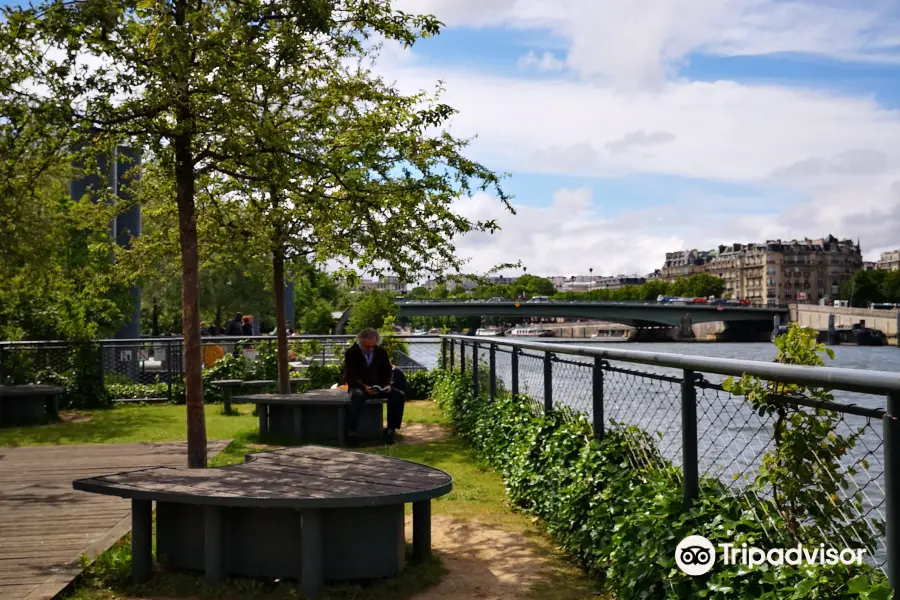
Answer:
[[356, 328, 382, 345]]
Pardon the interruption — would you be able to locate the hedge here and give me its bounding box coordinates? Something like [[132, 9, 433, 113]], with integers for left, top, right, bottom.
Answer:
[[431, 369, 891, 600]]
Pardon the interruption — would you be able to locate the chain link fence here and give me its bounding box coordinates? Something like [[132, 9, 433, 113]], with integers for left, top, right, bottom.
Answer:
[[446, 336, 893, 577]]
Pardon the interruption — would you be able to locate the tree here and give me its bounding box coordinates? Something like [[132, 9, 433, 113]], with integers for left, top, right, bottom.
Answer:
[[516, 275, 555, 297], [668, 273, 725, 298], [299, 299, 336, 334], [348, 292, 397, 332], [4, 0, 509, 466], [449, 284, 469, 297], [407, 286, 431, 299], [838, 269, 886, 307], [880, 271, 900, 304]]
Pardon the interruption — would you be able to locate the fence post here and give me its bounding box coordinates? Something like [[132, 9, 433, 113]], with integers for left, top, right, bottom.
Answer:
[[682, 370, 699, 509], [543, 351, 553, 412], [511, 348, 519, 402], [460, 340, 466, 375], [166, 341, 173, 402], [472, 343, 479, 397], [449, 340, 455, 370], [441, 338, 447, 369], [885, 392, 900, 591], [593, 358, 604, 440], [489, 344, 496, 401]]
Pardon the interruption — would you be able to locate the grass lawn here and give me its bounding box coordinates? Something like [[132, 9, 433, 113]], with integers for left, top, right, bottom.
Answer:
[[5, 401, 605, 599]]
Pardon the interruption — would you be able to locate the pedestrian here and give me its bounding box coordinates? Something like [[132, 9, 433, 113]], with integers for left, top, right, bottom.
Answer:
[[242, 315, 253, 336], [226, 313, 243, 336]]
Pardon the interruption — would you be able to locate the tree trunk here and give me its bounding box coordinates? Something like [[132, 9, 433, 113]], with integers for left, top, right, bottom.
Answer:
[[273, 250, 291, 394], [174, 137, 206, 467]]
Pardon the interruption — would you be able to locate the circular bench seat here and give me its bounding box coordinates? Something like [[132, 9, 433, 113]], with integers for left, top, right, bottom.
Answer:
[[72, 445, 452, 598]]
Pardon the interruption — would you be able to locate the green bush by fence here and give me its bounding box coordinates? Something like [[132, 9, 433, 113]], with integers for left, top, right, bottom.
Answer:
[[431, 368, 891, 600]]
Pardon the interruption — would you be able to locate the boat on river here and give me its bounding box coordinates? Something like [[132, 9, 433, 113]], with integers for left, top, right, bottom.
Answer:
[[507, 327, 554, 337]]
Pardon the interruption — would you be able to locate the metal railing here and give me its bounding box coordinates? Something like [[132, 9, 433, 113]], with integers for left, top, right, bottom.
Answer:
[[442, 335, 900, 588], [0, 335, 443, 403]]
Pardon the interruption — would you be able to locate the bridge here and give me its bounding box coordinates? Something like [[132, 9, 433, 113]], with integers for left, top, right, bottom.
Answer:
[[396, 300, 787, 328]]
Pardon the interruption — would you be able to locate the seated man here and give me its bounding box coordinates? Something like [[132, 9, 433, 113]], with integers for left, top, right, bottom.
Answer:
[[342, 328, 406, 445]]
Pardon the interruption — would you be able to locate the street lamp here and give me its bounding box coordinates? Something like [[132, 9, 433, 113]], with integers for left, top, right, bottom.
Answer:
[[589, 268, 593, 298]]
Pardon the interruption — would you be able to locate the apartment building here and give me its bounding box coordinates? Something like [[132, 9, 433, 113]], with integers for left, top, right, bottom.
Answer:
[[595, 274, 646, 290], [702, 235, 861, 306], [357, 275, 408, 294], [661, 249, 715, 282], [876, 249, 900, 271], [423, 275, 519, 291]]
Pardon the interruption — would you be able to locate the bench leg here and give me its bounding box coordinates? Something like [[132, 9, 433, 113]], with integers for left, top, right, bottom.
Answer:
[[293, 407, 303, 444], [223, 389, 232, 414], [412, 500, 431, 561], [258, 404, 269, 437], [204, 506, 225, 586], [301, 509, 323, 598], [132, 499, 153, 583], [337, 407, 346, 447]]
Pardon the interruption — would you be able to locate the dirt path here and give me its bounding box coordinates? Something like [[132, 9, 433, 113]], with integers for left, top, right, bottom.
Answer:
[[406, 516, 551, 600]]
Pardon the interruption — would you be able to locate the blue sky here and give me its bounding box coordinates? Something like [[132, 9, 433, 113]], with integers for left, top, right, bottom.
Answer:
[[386, 0, 900, 277]]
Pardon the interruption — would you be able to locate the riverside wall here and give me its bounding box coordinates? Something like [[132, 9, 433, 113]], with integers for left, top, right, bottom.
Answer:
[[791, 304, 899, 345]]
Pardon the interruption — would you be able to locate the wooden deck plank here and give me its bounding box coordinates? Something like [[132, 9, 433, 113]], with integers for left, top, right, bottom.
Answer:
[[0, 440, 228, 600]]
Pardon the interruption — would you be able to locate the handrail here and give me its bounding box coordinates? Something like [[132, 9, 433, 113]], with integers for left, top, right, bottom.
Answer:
[[444, 335, 900, 396], [0, 334, 445, 347]]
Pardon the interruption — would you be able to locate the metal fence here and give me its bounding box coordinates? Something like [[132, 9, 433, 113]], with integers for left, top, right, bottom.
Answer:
[[443, 335, 900, 588], [0, 335, 444, 402]]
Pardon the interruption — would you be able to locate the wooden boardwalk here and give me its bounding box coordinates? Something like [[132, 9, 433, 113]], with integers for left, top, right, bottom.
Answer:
[[0, 441, 229, 600]]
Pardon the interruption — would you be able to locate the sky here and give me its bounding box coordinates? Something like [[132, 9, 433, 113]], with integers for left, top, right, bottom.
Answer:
[[379, 0, 900, 278]]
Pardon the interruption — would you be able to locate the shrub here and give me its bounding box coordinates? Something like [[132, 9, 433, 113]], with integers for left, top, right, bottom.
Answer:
[[406, 369, 438, 400], [106, 382, 169, 400], [432, 369, 891, 599], [305, 363, 343, 390]]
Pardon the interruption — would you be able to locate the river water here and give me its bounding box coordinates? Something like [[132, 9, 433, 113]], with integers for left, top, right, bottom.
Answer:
[[407, 339, 900, 566]]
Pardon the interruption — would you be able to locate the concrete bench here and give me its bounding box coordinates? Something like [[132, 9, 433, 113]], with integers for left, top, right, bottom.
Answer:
[[237, 388, 385, 446], [72, 445, 452, 598], [211, 378, 309, 413], [0, 385, 64, 427]]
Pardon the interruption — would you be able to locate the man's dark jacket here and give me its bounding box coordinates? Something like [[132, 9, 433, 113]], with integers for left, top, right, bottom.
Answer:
[[343, 343, 392, 390]]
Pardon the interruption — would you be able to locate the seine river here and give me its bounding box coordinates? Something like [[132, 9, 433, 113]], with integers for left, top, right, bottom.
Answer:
[[408, 339, 899, 565]]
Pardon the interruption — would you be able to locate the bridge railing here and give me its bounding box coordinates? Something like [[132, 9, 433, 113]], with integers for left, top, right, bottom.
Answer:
[[442, 334, 900, 586]]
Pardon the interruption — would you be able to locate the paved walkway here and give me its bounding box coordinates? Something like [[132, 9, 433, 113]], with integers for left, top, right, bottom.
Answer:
[[0, 441, 228, 600]]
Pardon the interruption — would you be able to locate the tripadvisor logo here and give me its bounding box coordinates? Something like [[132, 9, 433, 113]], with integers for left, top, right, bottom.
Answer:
[[675, 535, 867, 576]]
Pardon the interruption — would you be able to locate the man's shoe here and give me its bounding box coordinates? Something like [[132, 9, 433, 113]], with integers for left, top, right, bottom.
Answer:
[[382, 428, 395, 445]]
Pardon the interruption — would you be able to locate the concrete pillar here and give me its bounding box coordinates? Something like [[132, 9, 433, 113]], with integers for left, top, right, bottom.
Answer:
[[828, 314, 838, 345]]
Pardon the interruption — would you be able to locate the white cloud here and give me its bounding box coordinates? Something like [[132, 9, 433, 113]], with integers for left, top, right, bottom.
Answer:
[[380, 59, 900, 184], [371, 31, 900, 272], [450, 188, 817, 276], [517, 50, 565, 72], [395, 0, 900, 88]]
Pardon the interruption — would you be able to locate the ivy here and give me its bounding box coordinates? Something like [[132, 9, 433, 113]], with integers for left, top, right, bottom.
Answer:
[[723, 324, 882, 551], [433, 366, 891, 599]]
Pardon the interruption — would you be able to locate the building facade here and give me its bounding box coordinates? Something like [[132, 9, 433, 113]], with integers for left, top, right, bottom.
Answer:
[[594, 274, 646, 290], [661, 250, 715, 282], [701, 235, 861, 306], [357, 275, 408, 294], [876, 249, 900, 271]]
